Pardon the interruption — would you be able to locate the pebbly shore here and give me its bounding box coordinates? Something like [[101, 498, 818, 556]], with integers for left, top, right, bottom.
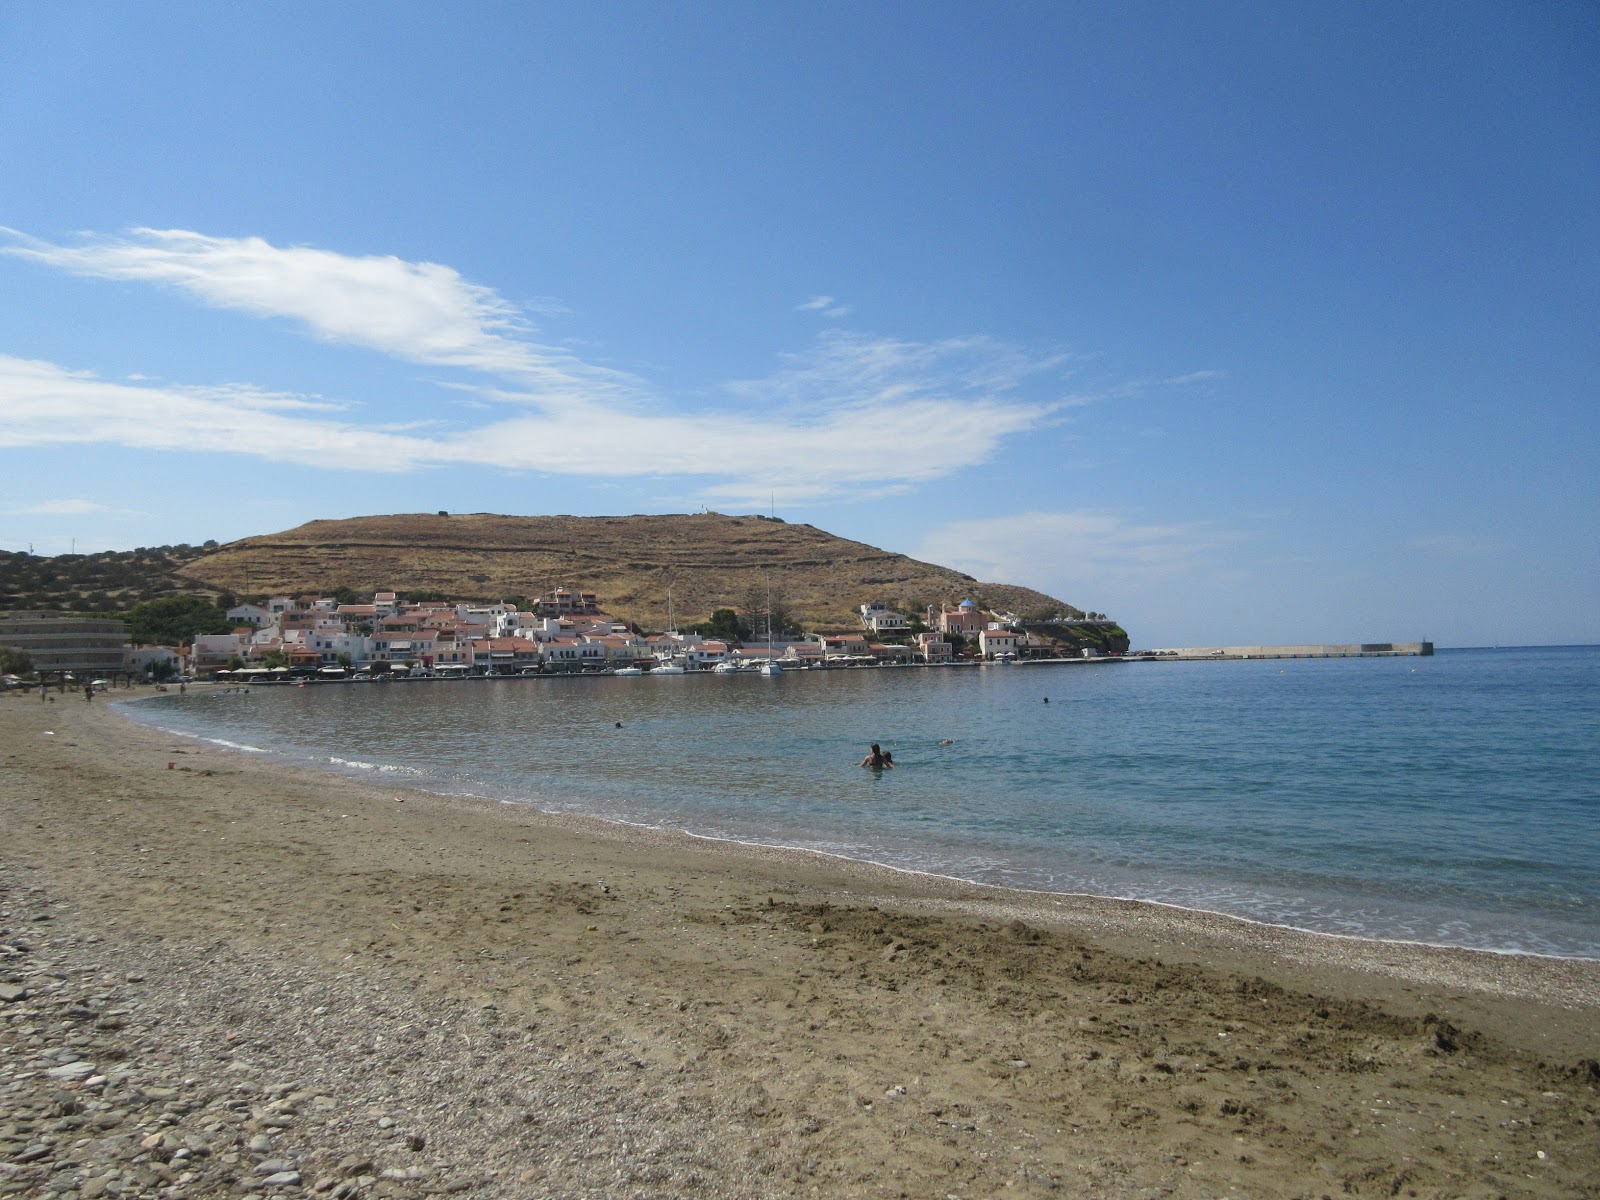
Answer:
[[1, 868, 777, 1200]]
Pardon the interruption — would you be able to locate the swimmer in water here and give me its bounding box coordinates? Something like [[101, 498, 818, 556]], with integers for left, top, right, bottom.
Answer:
[[859, 742, 892, 769]]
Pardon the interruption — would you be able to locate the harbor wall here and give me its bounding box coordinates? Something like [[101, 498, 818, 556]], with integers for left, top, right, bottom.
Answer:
[[1140, 642, 1433, 661]]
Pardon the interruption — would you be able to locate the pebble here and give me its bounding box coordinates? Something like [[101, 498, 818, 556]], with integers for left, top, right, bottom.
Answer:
[[0, 862, 782, 1200], [44, 1060, 97, 1080]]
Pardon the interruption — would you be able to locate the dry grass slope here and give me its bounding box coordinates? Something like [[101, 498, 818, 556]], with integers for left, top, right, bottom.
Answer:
[[177, 512, 1085, 632]]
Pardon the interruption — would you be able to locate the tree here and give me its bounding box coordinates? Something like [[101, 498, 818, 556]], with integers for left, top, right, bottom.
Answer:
[[690, 607, 747, 644], [125, 595, 231, 646], [261, 649, 288, 669], [148, 660, 177, 683], [336, 652, 353, 669], [739, 583, 795, 641], [0, 647, 33, 676], [226, 655, 247, 672]]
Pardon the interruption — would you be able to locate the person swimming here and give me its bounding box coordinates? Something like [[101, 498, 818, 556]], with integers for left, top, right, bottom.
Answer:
[[859, 742, 893, 769]]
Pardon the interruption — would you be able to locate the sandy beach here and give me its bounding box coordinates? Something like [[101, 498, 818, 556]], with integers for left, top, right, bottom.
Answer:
[[3, 686, 1596, 1199]]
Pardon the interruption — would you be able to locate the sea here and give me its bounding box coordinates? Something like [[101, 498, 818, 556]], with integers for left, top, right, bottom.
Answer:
[[122, 645, 1600, 960]]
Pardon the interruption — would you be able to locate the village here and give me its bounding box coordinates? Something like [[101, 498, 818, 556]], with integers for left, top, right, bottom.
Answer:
[[152, 587, 1113, 681]]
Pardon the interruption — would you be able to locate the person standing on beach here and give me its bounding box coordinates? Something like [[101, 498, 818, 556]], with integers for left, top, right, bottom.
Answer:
[[84, 682, 93, 703]]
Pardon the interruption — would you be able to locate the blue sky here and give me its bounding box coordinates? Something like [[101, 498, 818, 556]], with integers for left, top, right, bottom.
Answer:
[[1, 2, 1595, 647]]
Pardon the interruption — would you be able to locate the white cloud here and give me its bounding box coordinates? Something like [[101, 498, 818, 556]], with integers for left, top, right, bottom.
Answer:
[[795, 294, 851, 319], [0, 356, 434, 472], [0, 351, 1049, 503], [0, 228, 1070, 502], [0, 227, 636, 397]]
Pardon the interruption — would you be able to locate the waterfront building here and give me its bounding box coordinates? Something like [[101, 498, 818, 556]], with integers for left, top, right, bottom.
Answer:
[[126, 644, 182, 678], [191, 632, 248, 675], [307, 629, 371, 667], [0, 612, 128, 676], [978, 627, 1020, 660], [684, 639, 730, 669]]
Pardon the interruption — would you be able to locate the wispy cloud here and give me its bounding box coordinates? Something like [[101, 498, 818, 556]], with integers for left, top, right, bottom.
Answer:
[[0, 227, 636, 398], [1, 498, 144, 518], [0, 228, 1071, 502], [730, 329, 1068, 415], [795, 294, 851, 319], [0, 352, 1048, 504]]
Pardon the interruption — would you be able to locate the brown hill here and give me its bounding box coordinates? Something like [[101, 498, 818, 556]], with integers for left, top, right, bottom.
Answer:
[[177, 512, 1095, 634]]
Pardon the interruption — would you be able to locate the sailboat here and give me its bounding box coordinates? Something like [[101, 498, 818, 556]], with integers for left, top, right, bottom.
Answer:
[[758, 578, 782, 676], [652, 588, 686, 674]]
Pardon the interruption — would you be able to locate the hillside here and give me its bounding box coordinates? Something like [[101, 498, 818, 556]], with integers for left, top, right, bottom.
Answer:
[[175, 512, 1100, 635], [0, 544, 219, 613]]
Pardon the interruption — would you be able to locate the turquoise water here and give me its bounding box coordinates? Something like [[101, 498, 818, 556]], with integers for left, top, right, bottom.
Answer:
[[124, 646, 1600, 958]]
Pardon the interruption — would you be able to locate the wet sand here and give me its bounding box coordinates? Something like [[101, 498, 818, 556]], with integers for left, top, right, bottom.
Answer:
[[3, 686, 1596, 1197]]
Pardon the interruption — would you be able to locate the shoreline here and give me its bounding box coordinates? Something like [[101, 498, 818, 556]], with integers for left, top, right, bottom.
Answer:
[[5, 686, 1597, 1198], [118, 687, 1600, 967]]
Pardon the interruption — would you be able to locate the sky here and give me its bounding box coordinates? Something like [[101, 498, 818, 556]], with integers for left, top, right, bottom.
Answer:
[[1, 2, 1595, 648]]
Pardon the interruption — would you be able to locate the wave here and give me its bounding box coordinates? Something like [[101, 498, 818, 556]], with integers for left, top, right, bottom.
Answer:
[[328, 755, 423, 775], [205, 737, 267, 753]]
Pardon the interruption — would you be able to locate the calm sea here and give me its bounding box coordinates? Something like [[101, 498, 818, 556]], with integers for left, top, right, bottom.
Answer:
[[124, 646, 1600, 959]]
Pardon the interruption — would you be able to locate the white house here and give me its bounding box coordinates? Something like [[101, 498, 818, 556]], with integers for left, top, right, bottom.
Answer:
[[683, 639, 730, 669], [226, 603, 274, 629], [306, 630, 371, 666], [860, 602, 908, 634], [978, 627, 1020, 660], [542, 637, 605, 671]]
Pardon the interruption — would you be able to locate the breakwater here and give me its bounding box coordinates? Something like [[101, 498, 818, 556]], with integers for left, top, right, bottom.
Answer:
[[1135, 641, 1433, 661]]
